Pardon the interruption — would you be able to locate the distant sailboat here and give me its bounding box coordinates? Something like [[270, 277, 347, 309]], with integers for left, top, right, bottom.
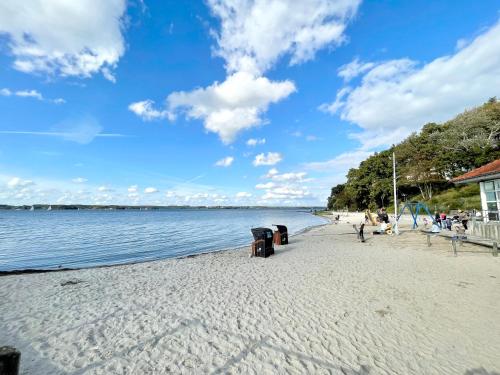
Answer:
[[47, 205, 52, 211], [30, 205, 34, 211]]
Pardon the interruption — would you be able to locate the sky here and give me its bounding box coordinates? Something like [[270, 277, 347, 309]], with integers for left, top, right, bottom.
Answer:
[[1, 0, 499, 207]]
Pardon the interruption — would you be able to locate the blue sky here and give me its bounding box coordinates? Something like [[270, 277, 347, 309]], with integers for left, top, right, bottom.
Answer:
[[1, 0, 499, 206]]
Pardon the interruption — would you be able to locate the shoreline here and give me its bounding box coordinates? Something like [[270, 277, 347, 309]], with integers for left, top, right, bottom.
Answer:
[[0, 217, 331, 277]]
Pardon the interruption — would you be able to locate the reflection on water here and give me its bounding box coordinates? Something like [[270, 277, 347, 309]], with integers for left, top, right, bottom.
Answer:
[[0, 209, 328, 272]]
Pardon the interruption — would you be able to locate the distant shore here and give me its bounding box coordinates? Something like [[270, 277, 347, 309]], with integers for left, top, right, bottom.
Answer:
[[0, 204, 325, 211], [1, 215, 498, 374]]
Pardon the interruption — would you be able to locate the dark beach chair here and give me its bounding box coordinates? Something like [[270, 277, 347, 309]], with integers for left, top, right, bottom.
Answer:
[[250, 228, 274, 257]]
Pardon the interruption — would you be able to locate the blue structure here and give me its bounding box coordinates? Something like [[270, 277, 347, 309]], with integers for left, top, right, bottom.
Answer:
[[397, 202, 435, 229]]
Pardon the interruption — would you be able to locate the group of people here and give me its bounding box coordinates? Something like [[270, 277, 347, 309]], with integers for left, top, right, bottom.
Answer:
[[434, 210, 469, 230]]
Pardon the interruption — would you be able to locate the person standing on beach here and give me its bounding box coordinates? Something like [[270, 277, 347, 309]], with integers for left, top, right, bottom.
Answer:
[[458, 210, 469, 230], [434, 211, 441, 228]]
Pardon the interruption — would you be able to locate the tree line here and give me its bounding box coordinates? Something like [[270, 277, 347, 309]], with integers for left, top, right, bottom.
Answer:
[[327, 98, 500, 211]]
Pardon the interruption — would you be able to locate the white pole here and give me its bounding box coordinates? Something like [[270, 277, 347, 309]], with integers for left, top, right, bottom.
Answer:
[[393, 152, 399, 235]]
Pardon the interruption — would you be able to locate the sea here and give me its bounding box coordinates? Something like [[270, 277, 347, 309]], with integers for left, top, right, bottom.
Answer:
[[0, 208, 329, 272]]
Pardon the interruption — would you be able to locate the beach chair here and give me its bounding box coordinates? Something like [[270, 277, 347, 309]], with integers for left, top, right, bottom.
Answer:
[[250, 228, 274, 257], [272, 224, 288, 245]]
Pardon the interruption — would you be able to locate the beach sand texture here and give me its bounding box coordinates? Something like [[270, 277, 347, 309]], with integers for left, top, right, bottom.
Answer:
[[1, 217, 499, 374]]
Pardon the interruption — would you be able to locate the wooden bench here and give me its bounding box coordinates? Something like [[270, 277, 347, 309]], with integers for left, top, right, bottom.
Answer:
[[421, 230, 498, 257]]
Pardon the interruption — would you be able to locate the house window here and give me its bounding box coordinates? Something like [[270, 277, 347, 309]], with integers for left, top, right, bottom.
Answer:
[[485, 179, 500, 221]]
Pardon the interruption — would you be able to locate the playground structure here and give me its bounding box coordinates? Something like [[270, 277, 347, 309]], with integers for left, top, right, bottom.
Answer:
[[397, 202, 435, 229]]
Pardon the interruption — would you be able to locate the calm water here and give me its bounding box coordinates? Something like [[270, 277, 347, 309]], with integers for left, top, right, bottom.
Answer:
[[0, 209, 328, 272]]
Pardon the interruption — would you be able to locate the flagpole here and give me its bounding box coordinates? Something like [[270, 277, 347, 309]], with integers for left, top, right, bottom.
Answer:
[[393, 152, 399, 235]]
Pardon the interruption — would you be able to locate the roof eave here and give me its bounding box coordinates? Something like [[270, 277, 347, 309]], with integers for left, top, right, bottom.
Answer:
[[452, 172, 500, 184]]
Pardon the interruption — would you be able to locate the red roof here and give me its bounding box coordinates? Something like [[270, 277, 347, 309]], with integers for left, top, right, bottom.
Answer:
[[451, 159, 500, 183]]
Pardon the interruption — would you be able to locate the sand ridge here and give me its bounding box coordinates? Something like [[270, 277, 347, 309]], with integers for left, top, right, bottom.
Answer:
[[1, 217, 499, 374]]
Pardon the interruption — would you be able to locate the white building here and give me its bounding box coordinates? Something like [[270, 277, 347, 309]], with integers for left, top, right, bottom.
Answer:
[[452, 159, 500, 222]]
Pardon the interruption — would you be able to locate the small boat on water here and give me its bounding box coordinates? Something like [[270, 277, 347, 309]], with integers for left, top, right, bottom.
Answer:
[[47, 205, 52, 211], [30, 205, 34, 211]]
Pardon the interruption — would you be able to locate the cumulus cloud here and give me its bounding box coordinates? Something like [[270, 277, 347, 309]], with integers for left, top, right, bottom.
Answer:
[[321, 20, 500, 149], [265, 168, 279, 178], [262, 186, 309, 200], [208, 0, 361, 75], [257, 182, 310, 201], [246, 138, 266, 146], [253, 152, 282, 166], [7, 177, 34, 188], [236, 191, 252, 198], [128, 100, 171, 121], [133, 0, 359, 144], [127, 185, 138, 193], [271, 171, 308, 182], [337, 58, 375, 82], [254, 166, 313, 203], [72, 177, 87, 183], [98, 186, 112, 192], [167, 72, 295, 143], [0, 0, 127, 80], [255, 182, 276, 189], [144, 187, 159, 194]]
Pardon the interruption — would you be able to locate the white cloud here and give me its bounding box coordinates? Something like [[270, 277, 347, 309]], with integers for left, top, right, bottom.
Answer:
[[0, 87, 65, 103], [271, 171, 308, 182], [246, 138, 266, 146], [236, 191, 252, 198], [253, 152, 282, 166], [167, 72, 296, 143], [0, 0, 127, 80], [144, 187, 158, 194], [259, 184, 310, 201], [265, 168, 279, 178], [337, 58, 375, 82], [146, 0, 360, 144], [98, 186, 111, 192], [255, 182, 276, 190], [208, 0, 361, 75], [215, 156, 234, 167], [14, 89, 42, 100], [127, 185, 138, 193], [322, 21, 500, 149], [128, 100, 171, 121], [7, 177, 34, 188], [255, 167, 314, 202], [72, 177, 87, 183]]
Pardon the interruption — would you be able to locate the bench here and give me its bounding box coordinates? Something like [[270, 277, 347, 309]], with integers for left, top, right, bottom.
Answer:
[[421, 230, 498, 257]]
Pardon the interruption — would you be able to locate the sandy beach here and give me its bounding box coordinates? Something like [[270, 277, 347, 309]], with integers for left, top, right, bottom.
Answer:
[[1, 215, 499, 374]]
